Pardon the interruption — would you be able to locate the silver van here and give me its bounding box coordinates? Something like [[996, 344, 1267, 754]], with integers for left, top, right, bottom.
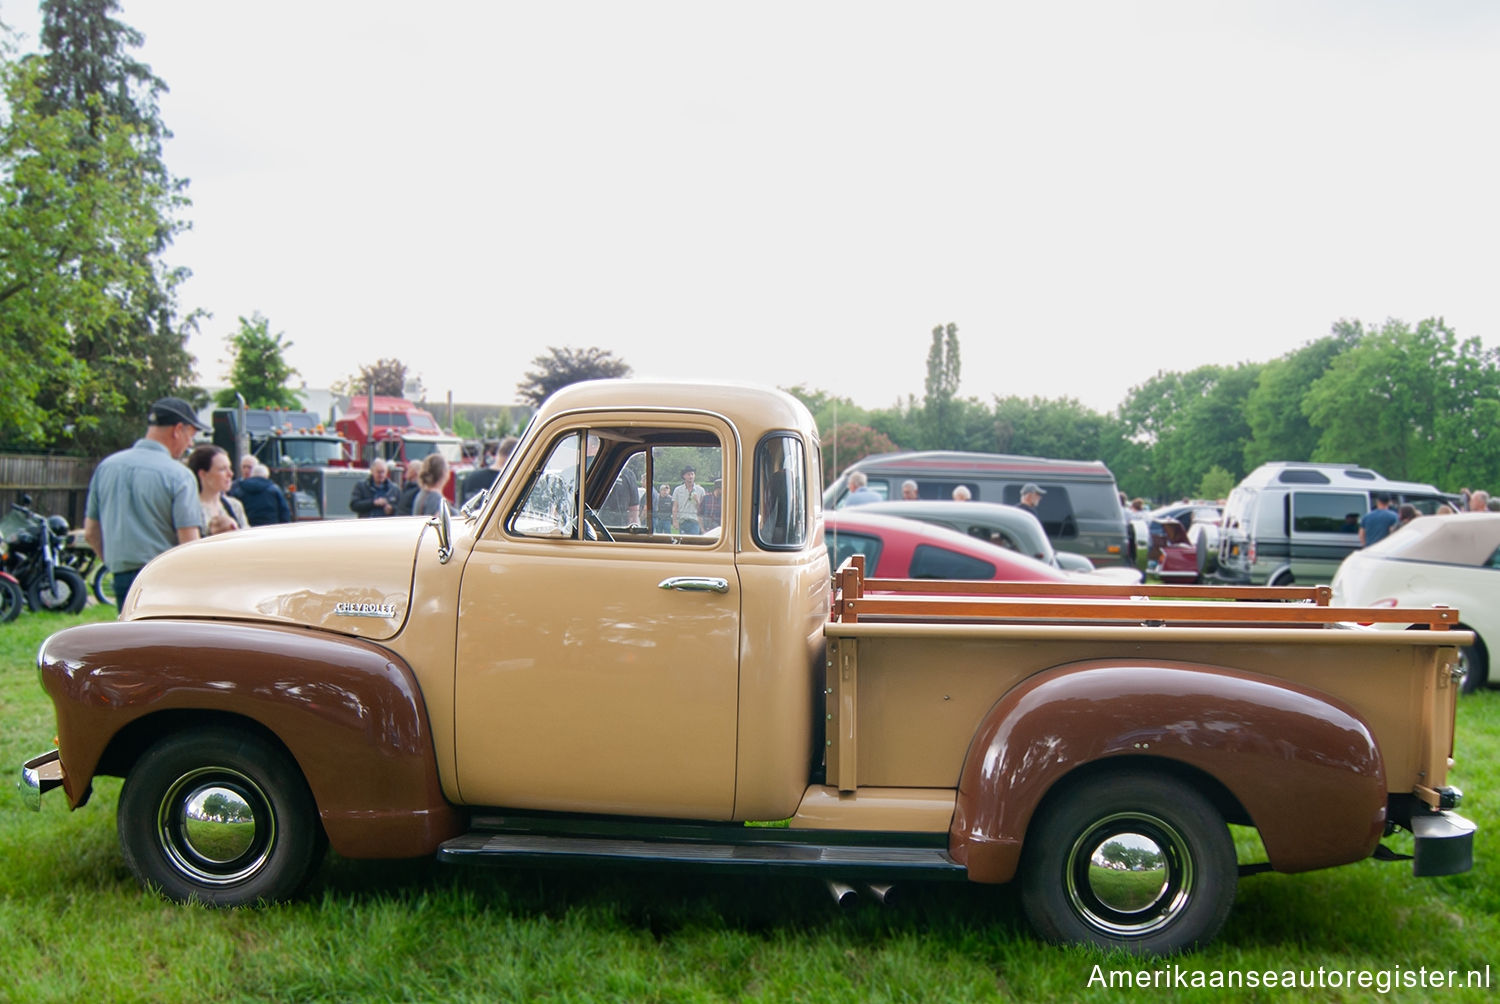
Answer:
[[1207, 462, 1453, 587], [823, 450, 1132, 568]]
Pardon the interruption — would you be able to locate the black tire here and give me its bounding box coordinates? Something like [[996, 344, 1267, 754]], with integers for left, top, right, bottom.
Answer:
[[1019, 771, 1237, 955], [1195, 531, 1218, 578], [1268, 570, 1294, 588], [118, 727, 325, 906], [1457, 634, 1488, 695], [0, 577, 21, 623], [90, 565, 111, 606], [27, 566, 88, 613]]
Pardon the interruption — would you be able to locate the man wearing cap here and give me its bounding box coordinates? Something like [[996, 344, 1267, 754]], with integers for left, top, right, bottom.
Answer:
[[1018, 482, 1047, 522], [83, 397, 206, 612]]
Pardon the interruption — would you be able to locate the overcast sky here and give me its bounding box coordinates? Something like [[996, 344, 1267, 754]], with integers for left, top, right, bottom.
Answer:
[[6, 1, 1499, 414]]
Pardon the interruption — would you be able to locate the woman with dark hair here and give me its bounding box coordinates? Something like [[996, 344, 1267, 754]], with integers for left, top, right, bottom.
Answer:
[[412, 453, 450, 517], [1397, 503, 1419, 529], [186, 444, 248, 535]]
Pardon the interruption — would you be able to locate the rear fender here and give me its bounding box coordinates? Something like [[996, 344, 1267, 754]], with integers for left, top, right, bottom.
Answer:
[[38, 620, 463, 858], [950, 660, 1386, 883]]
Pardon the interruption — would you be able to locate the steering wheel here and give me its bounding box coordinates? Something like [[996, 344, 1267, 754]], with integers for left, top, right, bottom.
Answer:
[[583, 508, 615, 542]]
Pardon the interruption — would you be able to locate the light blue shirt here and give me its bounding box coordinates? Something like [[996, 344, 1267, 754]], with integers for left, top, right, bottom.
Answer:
[[85, 438, 201, 573]]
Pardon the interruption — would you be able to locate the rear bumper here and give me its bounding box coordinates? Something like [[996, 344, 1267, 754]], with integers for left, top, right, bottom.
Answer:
[[1411, 812, 1476, 877], [18, 749, 63, 812]]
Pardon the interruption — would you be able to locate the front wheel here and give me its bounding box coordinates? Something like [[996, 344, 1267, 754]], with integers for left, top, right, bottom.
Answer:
[[27, 566, 87, 613], [1019, 771, 1237, 955], [0, 576, 21, 623], [90, 564, 112, 606], [118, 727, 325, 906]]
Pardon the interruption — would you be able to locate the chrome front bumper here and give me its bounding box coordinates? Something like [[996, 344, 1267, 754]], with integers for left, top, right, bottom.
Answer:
[[18, 750, 63, 812]]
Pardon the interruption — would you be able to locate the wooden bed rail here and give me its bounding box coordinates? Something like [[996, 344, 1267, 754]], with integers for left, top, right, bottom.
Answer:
[[828, 554, 1457, 629]]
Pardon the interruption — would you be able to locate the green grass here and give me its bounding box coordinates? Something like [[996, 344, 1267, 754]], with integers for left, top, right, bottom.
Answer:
[[3, 606, 1497, 1002]]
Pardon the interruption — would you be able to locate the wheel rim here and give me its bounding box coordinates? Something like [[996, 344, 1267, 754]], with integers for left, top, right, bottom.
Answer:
[[156, 766, 276, 886], [1064, 810, 1194, 937]]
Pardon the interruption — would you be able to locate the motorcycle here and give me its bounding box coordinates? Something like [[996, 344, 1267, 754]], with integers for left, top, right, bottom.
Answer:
[[1, 496, 88, 614]]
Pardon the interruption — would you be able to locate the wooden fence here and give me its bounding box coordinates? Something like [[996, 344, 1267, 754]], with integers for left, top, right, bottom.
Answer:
[[0, 454, 99, 528]]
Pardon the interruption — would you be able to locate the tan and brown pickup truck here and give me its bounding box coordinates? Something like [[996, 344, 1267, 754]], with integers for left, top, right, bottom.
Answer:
[[20, 382, 1476, 955]]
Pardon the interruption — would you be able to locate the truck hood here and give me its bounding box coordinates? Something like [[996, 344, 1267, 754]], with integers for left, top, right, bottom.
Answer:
[[124, 518, 428, 641]]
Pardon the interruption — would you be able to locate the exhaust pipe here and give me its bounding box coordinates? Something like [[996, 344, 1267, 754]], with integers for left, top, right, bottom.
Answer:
[[864, 883, 895, 905], [825, 880, 859, 908]]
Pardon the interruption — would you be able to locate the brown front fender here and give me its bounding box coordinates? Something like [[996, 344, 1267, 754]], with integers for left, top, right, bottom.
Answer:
[[950, 660, 1386, 883], [38, 620, 463, 859]]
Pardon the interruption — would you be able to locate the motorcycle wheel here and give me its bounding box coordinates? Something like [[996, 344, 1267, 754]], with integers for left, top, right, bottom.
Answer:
[[28, 566, 88, 614], [90, 565, 112, 606], [0, 577, 21, 623]]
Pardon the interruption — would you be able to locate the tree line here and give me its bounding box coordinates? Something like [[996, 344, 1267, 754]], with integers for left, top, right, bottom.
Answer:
[[792, 319, 1500, 500]]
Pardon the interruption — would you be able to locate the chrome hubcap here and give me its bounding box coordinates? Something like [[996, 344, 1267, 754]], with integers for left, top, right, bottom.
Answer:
[[1065, 811, 1193, 936], [157, 767, 274, 885]]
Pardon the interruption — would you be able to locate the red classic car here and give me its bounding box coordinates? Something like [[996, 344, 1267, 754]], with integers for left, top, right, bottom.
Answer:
[[825, 509, 1072, 582]]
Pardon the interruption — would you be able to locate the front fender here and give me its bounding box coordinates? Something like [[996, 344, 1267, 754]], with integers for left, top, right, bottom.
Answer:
[[950, 660, 1386, 883], [38, 620, 464, 858]]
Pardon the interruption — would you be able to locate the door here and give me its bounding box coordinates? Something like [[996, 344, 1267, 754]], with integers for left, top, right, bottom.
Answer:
[[453, 417, 740, 819]]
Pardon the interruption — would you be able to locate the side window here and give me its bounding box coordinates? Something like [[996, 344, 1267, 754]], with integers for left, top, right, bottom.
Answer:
[[1002, 483, 1077, 538], [826, 532, 882, 572], [1292, 492, 1365, 534], [509, 428, 723, 544], [909, 544, 995, 580], [511, 432, 581, 538], [754, 434, 808, 549], [1486, 546, 1500, 570]]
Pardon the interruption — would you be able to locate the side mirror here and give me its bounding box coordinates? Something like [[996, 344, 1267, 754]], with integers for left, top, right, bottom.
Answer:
[[433, 499, 453, 564]]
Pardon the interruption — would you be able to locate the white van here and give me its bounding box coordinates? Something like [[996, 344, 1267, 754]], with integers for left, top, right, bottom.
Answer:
[[1206, 462, 1454, 587]]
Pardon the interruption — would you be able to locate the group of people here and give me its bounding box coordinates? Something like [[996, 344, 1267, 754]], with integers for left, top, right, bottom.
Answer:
[[84, 398, 296, 611], [349, 454, 451, 518], [840, 471, 1047, 520], [1362, 488, 1496, 546]]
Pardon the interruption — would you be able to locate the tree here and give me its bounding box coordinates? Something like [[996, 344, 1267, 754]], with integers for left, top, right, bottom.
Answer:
[[821, 422, 898, 488], [1242, 322, 1360, 469], [921, 323, 961, 449], [339, 357, 419, 398], [18, 0, 198, 453], [1197, 465, 1235, 500], [516, 346, 631, 407], [1303, 317, 1500, 487], [214, 313, 301, 409]]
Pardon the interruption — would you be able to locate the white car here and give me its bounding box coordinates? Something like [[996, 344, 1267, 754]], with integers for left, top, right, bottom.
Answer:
[[1330, 512, 1500, 694]]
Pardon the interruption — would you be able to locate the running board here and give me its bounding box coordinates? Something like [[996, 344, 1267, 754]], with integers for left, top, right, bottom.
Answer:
[[438, 831, 967, 880]]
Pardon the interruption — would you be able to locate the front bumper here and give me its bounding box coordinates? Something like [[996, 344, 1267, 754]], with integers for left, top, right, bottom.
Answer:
[[1411, 811, 1476, 877], [18, 749, 63, 812]]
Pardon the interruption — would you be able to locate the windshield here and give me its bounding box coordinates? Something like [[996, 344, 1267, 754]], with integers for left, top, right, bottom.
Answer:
[[263, 438, 346, 466]]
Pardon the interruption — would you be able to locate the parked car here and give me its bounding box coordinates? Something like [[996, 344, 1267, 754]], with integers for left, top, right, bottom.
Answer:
[[849, 500, 1143, 583], [1330, 512, 1500, 694], [824, 451, 1132, 568], [825, 509, 1074, 583], [1145, 502, 1222, 582], [1209, 462, 1452, 587]]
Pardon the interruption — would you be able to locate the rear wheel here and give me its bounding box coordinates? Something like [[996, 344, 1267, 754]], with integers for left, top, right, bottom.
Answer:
[[118, 727, 325, 905], [1267, 569, 1295, 588], [90, 565, 111, 605], [1019, 771, 1237, 955], [27, 566, 87, 613]]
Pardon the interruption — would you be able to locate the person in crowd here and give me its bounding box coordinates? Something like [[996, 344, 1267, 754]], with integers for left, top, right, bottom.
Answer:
[[83, 397, 206, 611], [900, 479, 919, 500], [1436, 502, 1457, 515], [951, 485, 972, 501], [231, 463, 293, 525], [653, 484, 672, 532], [672, 466, 705, 534], [350, 458, 400, 517], [1018, 482, 1045, 520], [461, 436, 518, 505], [188, 445, 248, 536], [237, 453, 256, 483], [1396, 503, 1419, 529], [699, 480, 722, 531], [1469, 489, 1490, 513], [1359, 492, 1398, 547], [844, 471, 881, 506], [395, 462, 421, 515], [412, 453, 451, 517], [1458, 487, 1472, 510]]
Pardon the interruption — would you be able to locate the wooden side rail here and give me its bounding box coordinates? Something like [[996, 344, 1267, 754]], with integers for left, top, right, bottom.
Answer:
[[830, 556, 1456, 629]]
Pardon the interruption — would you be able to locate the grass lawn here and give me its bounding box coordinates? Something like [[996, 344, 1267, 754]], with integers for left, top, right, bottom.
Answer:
[[2, 604, 1496, 1002]]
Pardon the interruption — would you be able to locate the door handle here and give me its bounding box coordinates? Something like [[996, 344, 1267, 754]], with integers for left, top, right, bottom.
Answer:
[[658, 576, 729, 594]]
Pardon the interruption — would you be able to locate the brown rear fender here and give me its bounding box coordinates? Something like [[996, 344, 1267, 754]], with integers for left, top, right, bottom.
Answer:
[[38, 620, 464, 858], [950, 660, 1386, 884]]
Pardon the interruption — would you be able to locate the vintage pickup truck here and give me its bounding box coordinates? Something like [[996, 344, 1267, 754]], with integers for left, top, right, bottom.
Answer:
[[20, 382, 1476, 955]]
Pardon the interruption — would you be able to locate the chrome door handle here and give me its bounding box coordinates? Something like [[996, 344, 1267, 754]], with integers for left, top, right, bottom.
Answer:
[[658, 576, 729, 594]]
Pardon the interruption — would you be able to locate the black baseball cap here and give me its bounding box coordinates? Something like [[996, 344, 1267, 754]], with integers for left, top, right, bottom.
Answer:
[[148, 397, 208, 431]]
